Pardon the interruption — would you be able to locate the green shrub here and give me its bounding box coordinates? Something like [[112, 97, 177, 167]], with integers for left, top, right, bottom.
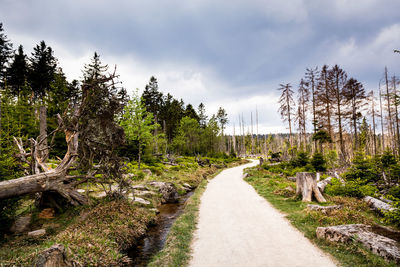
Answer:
[[383, 198, 400, 226], [388, 186, 400, 199], [325, 178, 377, 198], [289, 151, 309, 167], [311, 152, 326, 172]]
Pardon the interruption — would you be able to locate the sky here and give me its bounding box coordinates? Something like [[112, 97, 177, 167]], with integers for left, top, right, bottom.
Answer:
[[1, 0, 400, 134]]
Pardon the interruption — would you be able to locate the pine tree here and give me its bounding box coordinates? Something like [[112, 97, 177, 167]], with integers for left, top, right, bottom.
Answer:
[[198, 102, 208, 128], [296, 79, 309, 148], [329, 65, 348, 162], [7, 45, 28, 97], [344, 78, 366, 152], [278, 83, 295, 147], [367, 90, 378, 155], [315, 65, 333, 143], [28, 41, 57, 100], [305, 67, 318, 133], [0, 23, 13, 87]]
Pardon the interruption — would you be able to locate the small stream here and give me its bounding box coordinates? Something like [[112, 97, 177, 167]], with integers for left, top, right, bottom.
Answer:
[[128, 191, 194, 266]]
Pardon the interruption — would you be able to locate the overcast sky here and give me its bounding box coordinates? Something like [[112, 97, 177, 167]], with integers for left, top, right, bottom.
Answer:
[[1, 0, 400, 134]]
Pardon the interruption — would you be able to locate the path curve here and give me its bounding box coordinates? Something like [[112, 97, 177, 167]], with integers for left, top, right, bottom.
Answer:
[[190, 160, 336, 267]]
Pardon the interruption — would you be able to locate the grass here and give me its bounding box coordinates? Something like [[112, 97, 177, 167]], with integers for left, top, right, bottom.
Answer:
[[147, 159, 248, 267], [0, 157, 245, 266], [244, 167, 398, 267]]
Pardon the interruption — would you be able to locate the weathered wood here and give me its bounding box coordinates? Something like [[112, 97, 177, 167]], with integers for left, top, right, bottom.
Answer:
[[363, 196, 394, 215], [0, 115, 87, 206], [317, 224, 400, 264], [317, 176, 333, 192], [307, 204, 342, 212], [295, 172, 326, 202]]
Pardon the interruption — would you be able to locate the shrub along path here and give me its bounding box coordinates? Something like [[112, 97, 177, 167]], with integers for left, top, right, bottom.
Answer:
[[189, 160, 336, 267]]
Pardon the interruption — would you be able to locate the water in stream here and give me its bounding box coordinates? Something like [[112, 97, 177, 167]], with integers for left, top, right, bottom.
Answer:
[[128, 191, 194, 266]]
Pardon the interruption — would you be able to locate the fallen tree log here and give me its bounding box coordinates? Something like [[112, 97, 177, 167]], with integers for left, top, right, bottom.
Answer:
[[0, 115, 87, 206], [317, 176, 333, 193], [295, 172, 326, 202], [363, 196, 394, 215]]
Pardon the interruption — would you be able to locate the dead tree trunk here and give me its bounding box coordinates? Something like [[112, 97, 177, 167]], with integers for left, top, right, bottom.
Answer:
[[0, 114, 87, 206], [295, 172, 326, 202]]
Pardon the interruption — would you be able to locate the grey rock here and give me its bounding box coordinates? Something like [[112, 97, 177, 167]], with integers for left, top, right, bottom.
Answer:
[[34, 244, 71, 267], [135, 190, 156, 197], [148, 181, 179, 203], [10, 215, 31, 233], [129, 196, 151, 205], [307, 204, 342, 213], [28, 229, 46, 237], [316, 224, 400, 264], [132, 185, 148, 191]]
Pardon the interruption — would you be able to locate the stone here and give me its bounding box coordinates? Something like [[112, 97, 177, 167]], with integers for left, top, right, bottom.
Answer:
[[28, 229, 46, 237], [131, 197, 151, 205], [10, 215, 31, 233], [39, 208, 55, 219], [132, 185, 148, 191], [307, 204, 342, 214], [148, 181, 179, 203], [94, 191, 107, 198], [34, 244, 71, 267], [316, 224, 400, 264], [363, 196, 394, 215], [76, 189, 85, 193]]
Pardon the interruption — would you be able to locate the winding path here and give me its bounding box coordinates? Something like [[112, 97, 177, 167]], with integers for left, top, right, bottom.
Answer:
[[189, 160, 336, 267]]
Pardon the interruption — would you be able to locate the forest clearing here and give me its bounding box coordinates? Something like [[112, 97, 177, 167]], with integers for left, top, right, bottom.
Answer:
[[1, 0, 400, 266]]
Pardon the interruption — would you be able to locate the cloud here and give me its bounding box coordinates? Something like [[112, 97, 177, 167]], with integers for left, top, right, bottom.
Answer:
[[1, 0, 400, 134]]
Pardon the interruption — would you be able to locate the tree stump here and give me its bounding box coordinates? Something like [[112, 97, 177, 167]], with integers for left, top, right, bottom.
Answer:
[[295, 172, 326, 202]]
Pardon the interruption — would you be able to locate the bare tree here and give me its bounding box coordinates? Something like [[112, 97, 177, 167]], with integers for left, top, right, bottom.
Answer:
[[278, 83, 295, 147]]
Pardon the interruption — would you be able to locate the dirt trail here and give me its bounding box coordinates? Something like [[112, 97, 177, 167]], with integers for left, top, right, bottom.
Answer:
[[189, 160, 336, 267]]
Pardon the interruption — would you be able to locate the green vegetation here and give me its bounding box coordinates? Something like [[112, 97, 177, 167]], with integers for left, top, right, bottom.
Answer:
[[244, 167, 398, 267]]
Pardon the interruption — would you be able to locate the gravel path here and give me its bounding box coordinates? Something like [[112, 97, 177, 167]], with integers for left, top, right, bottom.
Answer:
[[189, 160, 336, 267]]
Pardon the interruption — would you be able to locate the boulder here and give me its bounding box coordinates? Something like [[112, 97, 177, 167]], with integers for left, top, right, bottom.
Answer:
[[135, 190, 156, 198], [148, 181, 179, 203], [10, 215, 31, 233], [363, 196, 394, 215], [132, 185, 148, 191], [34, 244, 71, 267], [316, 224, 400, 264], [28, 229, 46, 237]]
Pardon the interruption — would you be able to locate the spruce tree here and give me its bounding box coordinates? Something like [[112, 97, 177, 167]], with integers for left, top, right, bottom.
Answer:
[[7, 45, 28, 97], [0, 23, 13, 87]]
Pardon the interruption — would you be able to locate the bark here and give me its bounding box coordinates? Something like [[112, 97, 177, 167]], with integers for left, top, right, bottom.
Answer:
[[363, 196, 394, 215], [39, 105, 48, 161], [317, 176, 332, 192], [0, 115, 87, 206], [295, 172, 326, 202], [385, 67, 394, 152]]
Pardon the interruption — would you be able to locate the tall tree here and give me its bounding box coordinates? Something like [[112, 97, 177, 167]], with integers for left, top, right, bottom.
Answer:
[[216, 107, 228, 136], [28, 40, 57, 160], [367, 90, 378, 155], [315, 65, 333, 143], [305, 67, 318, 133], [198, 102, 208, 128], [384, 67, 394, 151], [79, 52, 127, 182], [392, 75, 400, 154], [142, 76, 163, 153], [344, 78, 366, 152], [0, 23, 13, 87], [7, 45, 28, 97], [278, 83, 295, 147], [296, 79, 309, 148], [121, 90, 156, 169], [329, 65, 348, 162]]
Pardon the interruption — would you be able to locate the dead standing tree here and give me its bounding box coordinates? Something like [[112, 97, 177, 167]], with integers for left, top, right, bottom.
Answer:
[[0, 53, 127, 207]]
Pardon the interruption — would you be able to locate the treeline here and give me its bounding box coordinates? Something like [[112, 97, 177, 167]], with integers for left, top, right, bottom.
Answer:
[[278, 63, 400, 163], [0, 22, 230, 182]]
